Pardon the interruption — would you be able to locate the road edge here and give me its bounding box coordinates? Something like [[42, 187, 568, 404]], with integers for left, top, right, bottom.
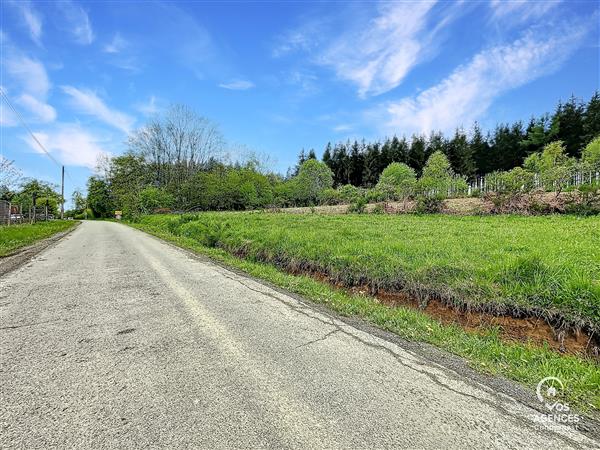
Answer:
[[0, 222, 80, 277]]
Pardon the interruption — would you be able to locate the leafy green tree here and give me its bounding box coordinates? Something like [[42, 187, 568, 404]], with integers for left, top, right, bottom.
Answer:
[[139, 187, 174, 213], [524, 141, 575, 194], [376, 162, 417, 200], [418, 151, 453, 197], [12, 179, 61, 210], [294, 159, 334, 205], [87, 177, 113, 218], [581, 137, 600, 171]]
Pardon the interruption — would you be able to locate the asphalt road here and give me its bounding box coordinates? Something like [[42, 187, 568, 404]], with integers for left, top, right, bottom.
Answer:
[[1, 221, 597, 449]]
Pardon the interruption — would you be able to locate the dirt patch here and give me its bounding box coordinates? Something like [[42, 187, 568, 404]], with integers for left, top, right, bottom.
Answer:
[[286, 268, 599, 359], [374, 290, 597, 357], [0, 223, 79, 277]]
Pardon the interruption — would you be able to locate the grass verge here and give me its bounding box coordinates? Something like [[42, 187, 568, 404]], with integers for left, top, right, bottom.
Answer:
[[0, 221, 76, 256], [127, 217, 600, 415]]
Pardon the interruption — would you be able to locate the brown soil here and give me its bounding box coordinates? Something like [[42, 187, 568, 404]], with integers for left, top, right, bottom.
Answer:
[[374, 290, 597, 357], [305, 271, 598, 359]]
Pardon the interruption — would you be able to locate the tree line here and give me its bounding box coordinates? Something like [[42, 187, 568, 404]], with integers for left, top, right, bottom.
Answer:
[[296, 92, 600, 187]]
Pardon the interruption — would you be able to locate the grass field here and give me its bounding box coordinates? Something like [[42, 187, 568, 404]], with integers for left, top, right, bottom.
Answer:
[[0, 221, 76, 256], [129, 212, 600, 412], [136, 213, 600, 332]]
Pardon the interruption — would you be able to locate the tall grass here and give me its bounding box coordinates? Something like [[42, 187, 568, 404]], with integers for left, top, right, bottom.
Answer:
[[0, 221, 76, 256], [137, 213, 600, 332]]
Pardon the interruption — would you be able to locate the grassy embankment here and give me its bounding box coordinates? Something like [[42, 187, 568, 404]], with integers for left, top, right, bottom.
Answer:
[[0, 221, 76, 256], [128, 212, 600, 412]]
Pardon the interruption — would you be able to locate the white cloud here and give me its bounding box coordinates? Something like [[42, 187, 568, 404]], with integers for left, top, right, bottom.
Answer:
[[274, 2, 465, 97], [218, 79, 255, 90], [61, 86, 134, 133], [24, 124, 110, 169], [5, 55, 51, 97], [103, 33, 127, 53], [3, 55, 56, 124], [323, 2, 439, 97], [381, 25, 589, 135], [9, 0, 42, 45], [333, 124, 352, 132], [490, 0, 560, 24], [17, 94, 57, 123], [56, 0, 94, 45], [135, 96, 161, 116]]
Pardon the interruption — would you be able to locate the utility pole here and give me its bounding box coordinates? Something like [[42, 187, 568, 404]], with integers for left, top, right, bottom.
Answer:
[[61, 165, 65, 220]]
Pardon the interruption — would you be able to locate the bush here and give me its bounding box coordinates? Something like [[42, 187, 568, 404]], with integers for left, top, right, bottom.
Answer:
[[347, 197, 367, 214], [337, 184, 361, 203], [418, 151, 453, 198], [370, 203, 385, 214], [319, 188, 342, 205], [564, 182, 600, 216], [376, 163, 416, 200], [415, 195, 444, 214]]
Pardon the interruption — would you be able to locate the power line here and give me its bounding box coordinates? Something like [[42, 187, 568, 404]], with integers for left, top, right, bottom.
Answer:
[[0, 87, 73, 182]]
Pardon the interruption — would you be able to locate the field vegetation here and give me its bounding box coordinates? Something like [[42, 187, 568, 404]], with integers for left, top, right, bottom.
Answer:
[[0, 221, 76, 256], [135, 213, 600, 332], [128, 212, 600, 412]]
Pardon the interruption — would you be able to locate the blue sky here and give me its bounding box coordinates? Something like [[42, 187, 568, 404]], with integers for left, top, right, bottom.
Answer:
[[1, 0, 599, 204]]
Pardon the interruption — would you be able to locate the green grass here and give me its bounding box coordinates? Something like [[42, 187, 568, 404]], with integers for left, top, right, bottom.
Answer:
[[0, 221, 76, 256], [127, 213, 600, 413], [135, 212, 600, 331]]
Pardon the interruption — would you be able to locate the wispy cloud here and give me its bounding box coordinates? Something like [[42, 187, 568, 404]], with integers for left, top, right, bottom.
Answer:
[[380, 23, 589, 135], [333, 124, 352, 133], [135, 96, 162, 116], [9, 0, 42, 45], [489, 0, 561, 25], [24, 124, 110, 168], [56, 0, 94, 45], [3, 54, 55, 123], [61, 86, 134, 133], [273, 2, 466, 98], [17, 94, 57, 123], [218, 79, 255, 90], [5, 55, 50, 97], [103, 33, 127, 54]]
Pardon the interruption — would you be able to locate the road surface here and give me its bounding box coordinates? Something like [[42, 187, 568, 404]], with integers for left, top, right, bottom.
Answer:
[[1, 221, 597, 449]]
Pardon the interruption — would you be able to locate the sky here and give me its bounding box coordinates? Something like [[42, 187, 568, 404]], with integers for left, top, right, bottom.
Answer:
[[1, 0, 599, 206]]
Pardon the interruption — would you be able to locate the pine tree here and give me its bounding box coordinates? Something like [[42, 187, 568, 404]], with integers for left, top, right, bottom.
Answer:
[[553, 95, 585, 157], [408, 135, 427, 175], [583, 91, 600, 145], [470, 122, 490, 175], [362, 142, 381, 187], [445, 128, 475, 179]]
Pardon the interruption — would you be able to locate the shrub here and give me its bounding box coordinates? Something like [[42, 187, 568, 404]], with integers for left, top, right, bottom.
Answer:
[[370, 203, 385, 214], [319, 188, 342, 205], [415, 195, 444, 214], [376, 163, 417, 201], [564, 182, 600, 216], [418, 151, 453, 198], [337, 184, 361, 203], [347, 197, 367, 214]]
